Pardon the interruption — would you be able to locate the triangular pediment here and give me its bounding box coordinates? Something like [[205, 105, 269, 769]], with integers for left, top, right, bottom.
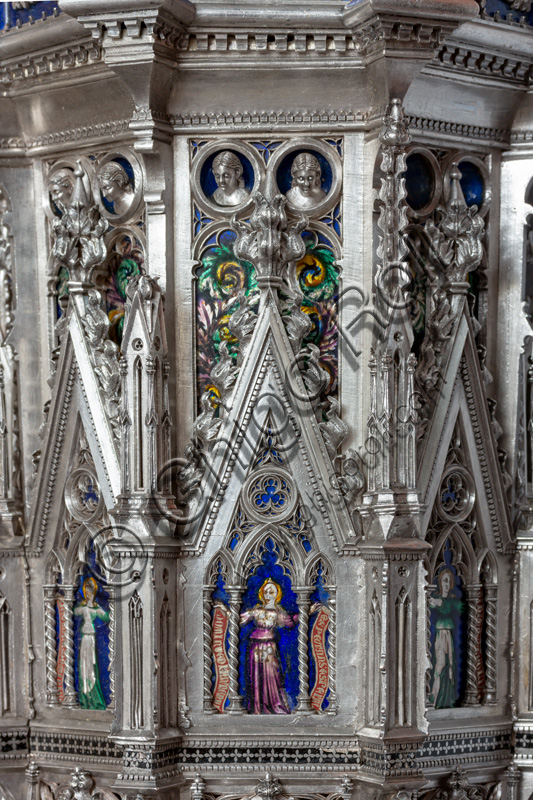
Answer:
[[418, 311, 513, 553], [184, 289, 356, 557], [27, 304, 120, 553]]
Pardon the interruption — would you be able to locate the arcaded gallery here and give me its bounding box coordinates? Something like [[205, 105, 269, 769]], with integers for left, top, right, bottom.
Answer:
[[0, 0, 531, 798]]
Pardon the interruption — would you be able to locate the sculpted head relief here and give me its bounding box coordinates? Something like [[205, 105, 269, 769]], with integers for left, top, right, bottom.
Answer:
[[49, 168, 75, 214], [211, 151, 250, 207], [97, 161, 134, 217], [286, 152, 327, 209]]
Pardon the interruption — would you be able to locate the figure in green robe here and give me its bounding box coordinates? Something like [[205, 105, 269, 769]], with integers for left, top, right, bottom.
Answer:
[[74, 577, 109, 709], [429, 568, 464, 709]]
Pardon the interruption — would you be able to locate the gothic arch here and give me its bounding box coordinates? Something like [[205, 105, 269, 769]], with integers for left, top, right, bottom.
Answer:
[[304, 553, 335, 587], [236, 526, 305, 582], [429, 522, 477, 585], [205, 551, 234, 587], [44, 550, 64, 586]]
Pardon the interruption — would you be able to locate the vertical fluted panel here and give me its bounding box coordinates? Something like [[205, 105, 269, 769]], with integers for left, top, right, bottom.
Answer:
[[44, 586, 59, 706], [297, 588, 311, 712], [62, 586, 77, 707], [203, 588, 214, 713], [484, 586, 497, 704], [227, 587, 243, 714]]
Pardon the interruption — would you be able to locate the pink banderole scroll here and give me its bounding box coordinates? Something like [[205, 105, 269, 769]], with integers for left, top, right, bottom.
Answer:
[[310, 606, 330, 712], [211, 605, 230, 713]]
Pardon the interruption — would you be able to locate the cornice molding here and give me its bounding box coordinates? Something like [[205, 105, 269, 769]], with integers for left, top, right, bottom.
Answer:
[[0, 39, 102, 86], [169, 107, 385, 132], [0, 119, 131, 156], [432, 41, 532, 84], [408, 114, 510, 145], [174, 27, 380, 58]]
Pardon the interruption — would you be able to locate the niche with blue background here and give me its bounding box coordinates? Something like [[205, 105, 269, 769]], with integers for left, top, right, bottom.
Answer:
[[72, 543, 112, 708], [238, 538, 300, 712]]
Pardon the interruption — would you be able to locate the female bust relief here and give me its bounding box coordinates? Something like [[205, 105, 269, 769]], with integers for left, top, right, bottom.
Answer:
[[286, 152, 327, 209], [210, 151, 250, 207], [240, 579, 298, 714], [97, 161, 135, 217]]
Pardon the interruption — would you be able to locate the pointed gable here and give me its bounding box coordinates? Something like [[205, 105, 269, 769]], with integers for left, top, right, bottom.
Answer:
[[27, 300, 120, 554], [419, 310, 513, 554]]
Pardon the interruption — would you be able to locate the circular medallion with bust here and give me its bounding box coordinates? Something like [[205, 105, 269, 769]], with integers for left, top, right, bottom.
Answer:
[[286, 152, 328, 209], [210, 151, 250, 207], [97, 161, 135, 217]]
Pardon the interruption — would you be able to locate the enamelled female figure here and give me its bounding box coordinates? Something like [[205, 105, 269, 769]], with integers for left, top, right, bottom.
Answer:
[[74, 577, 109, 710], [240, 579, 298, 714]]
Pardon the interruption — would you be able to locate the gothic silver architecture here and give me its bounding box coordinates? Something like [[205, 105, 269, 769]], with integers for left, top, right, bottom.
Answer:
[[0, 1, 532, 799]]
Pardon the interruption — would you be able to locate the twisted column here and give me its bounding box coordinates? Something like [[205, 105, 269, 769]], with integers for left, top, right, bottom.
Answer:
[[425, 583, 435, 707], [61, 586, 77, 707], [296, 587, 312, 712], [484, 584, 497, 704], [226, 586, 243, 713], [327, 593, 337, 712], [108, 587, 115, 707], [203, 587, 214, 713], [464, 583, 482, 705], [43, 586, 59, 706]]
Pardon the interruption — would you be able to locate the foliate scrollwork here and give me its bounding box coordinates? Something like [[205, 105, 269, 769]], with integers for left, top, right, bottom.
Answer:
[[51, 162, 108, 289], [426, 164, 484, 288]]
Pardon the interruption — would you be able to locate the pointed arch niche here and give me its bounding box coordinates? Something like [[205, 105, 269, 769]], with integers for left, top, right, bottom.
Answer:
[[426, 420, 499, 710], [42, 524, 114, 713], [203, 525, 336, 716]]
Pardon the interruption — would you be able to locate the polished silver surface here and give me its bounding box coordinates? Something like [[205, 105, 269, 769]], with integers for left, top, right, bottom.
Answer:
[[0, 1, 531, 799]]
